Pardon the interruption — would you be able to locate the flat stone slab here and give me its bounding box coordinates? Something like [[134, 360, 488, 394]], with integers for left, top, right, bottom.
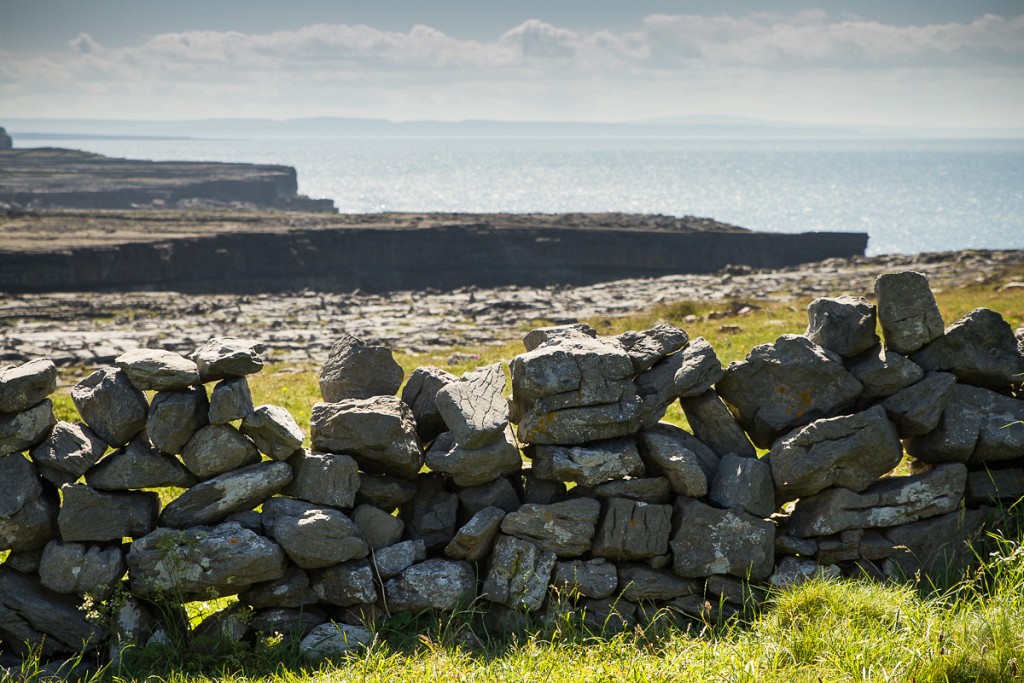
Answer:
[[86, 432, 198, 490], [673, 337, 724, 398], [530, 437, 643, 487], [424, 427, 522, 487], [670, 498, 775, 581], [906, 385, 1024, 465], [636, 426, 710, 497], [615, 323, 689, 373], [911, 307, 1024, 390], [310, 396, 423, 478], [500, 497, 601, 558], [0, 359, 57, 414], [384, 559, 475, 612], [435, 362, 508, 449], [191, 337, 265, 382], [158, 461, 293, 529], [591, 498, 672, 561], [58, 484, 158, 543], [678, 390, 756, 459], [240, 404, 304, 460], [115, 348, 199, 391], [552, 558, 618, 599], [444, 506, 506, 562]]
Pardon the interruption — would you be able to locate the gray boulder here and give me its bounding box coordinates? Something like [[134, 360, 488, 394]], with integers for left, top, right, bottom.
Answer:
[[400, 365, 457, 443], [435, 362, 508, 448], [191, 337, 265, 382], [158, 461, 293, 529], [768, 405, 903, 502], [847, 345, 924, 401], [58, 484, 158, 542], [262, 497, 368, 569], [424, 428, 522, 487], [874, 271, 944, 354], [0, 399, 56, 456], [371, 539, 427, 580], [615, 323, 689, 373], [523, 323, 597, 351], [530, 437, 643, 487], [500, 497, 600, 557], [284, 449, 360, 509], [636, 426, 710, 497], [805, 296, 879, 358], [72, 368, 148, 447], [572, 476, 672, 504], [300, 622, 374, 660], [240, 568, 314, 609], [678, 390, 757, 459], [0, 359, 57, 414], [181, 424, 261, 480], [0, 566, 106, 657], [911, 308, 1024, 390], [965, 467, 1024, 506], [384, 559, 476, 612], [552, 558, 618, 599], [617, 565, 701, 602], [3, 549, 43, 574], [906, 384, 1024, 464], [86, 432, 198, 490], [444, 506, 506, 561], [635, 351, 686, 427], [880, 371, 956, 437], [591, 498, 672, 561], [787, 463, 968, 537], [673, 337, 724, 398], [208, 377, 255, 424], [250, 607, 325, 639], [458, 477, 521, 515], [311, 560, 378, 607], [671, 499, 775, 581], [881, 507, 991, 581], [770, 556, 841, 589], [115, 349, 200, 391], [356, 474, 417, 510], [38, 540, 125, 598], [352, 504, 405, 550], [521, 468, 568, 505], [311, 396, 422, 478], [709, 453, 776, 518], [240, 404, 304, 460], [717, 334, 863, 448], [482, 535, 557, 611], [0, 491, 58, 552], [0, 453, 41, 518], [319, 334, 404, 402], [29, 421, 107, 486], [127, 522, 286, 600], [400, 474, 458, 550]]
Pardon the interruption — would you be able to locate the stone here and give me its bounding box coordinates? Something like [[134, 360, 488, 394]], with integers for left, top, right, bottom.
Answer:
[[635, 351, 686, 427], [500, 497, 600, 557], [28, 421, 107, 486], [435, 362, 508, 448], [240, 567, 315, 609], [107, 597, 158, 664], [617, 565, 701, 602], [356, 474, 417, 509], [86, 432, 198, 490], [194, 604, 252, 644], [180, 424, 261, 480], [530, 437, 644, 487], [384, 559, 476, 612], [127, 522, 286, 600], [319, 333, 404, 402], [717, 335, 863, 448], [0, 359, 57, 414], [880, 371, 957, 438], [804, 295, 879, 358], [521, 468, 568, 505], [906, 385, 1024, 465], [458, 477, 521, 515], [786, 463, 968, 537], [591, 498, 672, 561], [250, 607, 326, 639], [881, 507, 991, 582], [874, 271, 944, 354], [678, 390, 756, 460], [965, 467, 1024, 506], [158, 461, 293, 529], [770, 556, 841, 589], [425, 428, 522, 487], [352, 504, 404, 550], [847, 345, 924, 401], [400, 474, 458, 550], [71, 368, 148, 447], [0, 492, 58, 552], [482, 535, 557, 612], [3, 548, 43, 573], [400, 365, 458, 443], [517, 394, 643, 446], [262, 497, 368, 569], [911, 308, 1024, 390], [300, 622, 374, 659], [768, 405, 903, 502], [311, 396, 422, 478], [38, 540, 125, 598], [636, 426, 709, 497], [523, 323, 597, 352], [673, 337, 724, 398], [576, 597, 637, 634], [0, 399, 56, 456], [573, 477, 672, 504], [0, 453, 41, 518], [59, 484, 158, 542], [552, 559, 618, 599], [615, 323, 689, 373], [444, 506, 505, 562], [670, 498, 775, 581], [284, 449, 360, 509], [208, 376, 255, 424], [371, 539, 427, 580], [709, 453, 776, 518], [224, 508, 262, 534], [0, 567, 106, 658], [115, 349, 200, 391], [191, 337, 265, 382], [311, 560, 378, 607], [240, 404, 304, 460], [775, 534, 817, 557]]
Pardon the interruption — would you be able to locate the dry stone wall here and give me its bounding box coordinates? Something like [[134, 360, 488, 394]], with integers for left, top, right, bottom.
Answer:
[[0, 270, 1023, 667]]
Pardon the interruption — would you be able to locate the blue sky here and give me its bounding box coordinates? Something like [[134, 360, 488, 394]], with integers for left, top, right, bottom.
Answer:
[[1, 1, 1022, 128]]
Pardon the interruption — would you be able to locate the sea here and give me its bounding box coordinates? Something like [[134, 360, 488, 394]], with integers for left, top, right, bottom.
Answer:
[[35, 136, 1024, 257]]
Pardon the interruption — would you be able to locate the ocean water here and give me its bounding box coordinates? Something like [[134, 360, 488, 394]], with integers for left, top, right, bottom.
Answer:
[[37, 137, 1024, 257]]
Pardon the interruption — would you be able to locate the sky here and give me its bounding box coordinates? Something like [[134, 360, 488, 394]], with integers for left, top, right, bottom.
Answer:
[[1, 1, 1022, 129]]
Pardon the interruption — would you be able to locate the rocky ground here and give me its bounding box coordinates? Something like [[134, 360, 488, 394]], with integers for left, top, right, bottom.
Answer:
[[2, 249, 1021, 371]]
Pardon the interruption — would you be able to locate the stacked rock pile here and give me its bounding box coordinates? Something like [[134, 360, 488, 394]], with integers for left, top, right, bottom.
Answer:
[[0, 270, 1022, 671]]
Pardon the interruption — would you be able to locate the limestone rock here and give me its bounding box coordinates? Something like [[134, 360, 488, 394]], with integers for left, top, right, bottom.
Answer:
[[384, 559, 476, 612], [678, 390, 756, 459], [434, 362, 508, 449], [572, 477, 672, 504], [181, 424, 261, 480], [965, 467, 1024, 506], [240, 567, 315, 609], [250, 607, 325, 639], [615, 323, 689, 373], [191, 337, 265, 382], [847, 345, 924, 401], [28, 421, 107, 486], [768, 405, 903, 502], [617, 565, 701, 602], [208, 376, 255, 424], [240, 404, 304, 460], [127, 522, 286, 600], [300, 622, 373, 660], [552, 558, 618, 599], [371, 539, 427, 580], [591, 498, 672, 561], [424, 427, 522, 487], [805, 296, 879, 358], [400, 365, 457, 443], [115, 349, 200, 391], [352, 504, 404, 550], [673, 337, 724, 398], [911, 307, 1024, 390], [482, 535, 556, 611], [874, 271, 944, 354], [517, 394, 643, 446], [709, 453, 776, 519], [881, 507, 991, 581], [0, 453, 41, 518], [717, 334, 862, 448], [458, 477, 521, 515], [0, 359, 57, 414], [0, 399, 56, 456], [787, 463, 968, 537], [319, 334, 404, 402], [530, 437, 643, 487], [770, 556, 841, 589], [38, 540, 125, 598], [444, 506, 505, 562], [72, 368, 148, 447], [400, 474, 458, 550], [0, 490, 58, 552], [880, 371, 956, 437], [59, 484, 158, 542], [311, 560, 378, 607], [86, 432, 198, 490], [906, 384, 1024, 465], [635, 351, 686, 427], [500, 497, 600, 557], [284, 449, 360, 509], [262, 497, 368, 569], [636, 426, 710, 497], [522, 468, 568, 505], [158, 461, 293, 529], [311, 396, 422, 478], [522, 323, 597, 352], [670, 499, 775, 581], [356, 474, 417, 510]]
